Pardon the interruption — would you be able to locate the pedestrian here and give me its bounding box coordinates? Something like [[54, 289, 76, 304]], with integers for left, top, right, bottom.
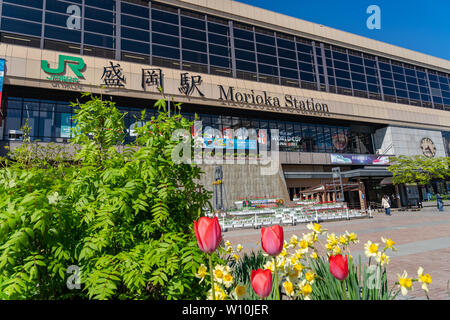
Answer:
[[382, 195, 391, 216], [436, 193, 444, 212]]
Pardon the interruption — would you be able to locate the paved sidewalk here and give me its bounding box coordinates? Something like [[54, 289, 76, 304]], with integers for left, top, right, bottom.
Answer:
[[223, 206, 450, 300]]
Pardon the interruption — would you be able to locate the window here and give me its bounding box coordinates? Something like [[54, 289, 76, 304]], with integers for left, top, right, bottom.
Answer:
[[152, 8, 178, 24], [182, 38, 207, 52], [4, 0, 43, 9], [153, 33, 179, 47], [182, 50, 207, 64], [278, 48, 296, 60], [235, 49, 255, 61], [258, 64, 278, 76], [152, 44, 180, 59], [122, 39, 149, 54], [234, 39, 254, 51], [122, 14, 149, 30], [84, 32, 114, 48], [236, 60, 256, 72], [121, 2, 149, 18], [85, 0, 115, 11], [84, 19, 115, 36], [210, 55, 230, 68], [233, 28, 253, 41], [208, 22, 229, 35], [3, 3, 42, 22], [181, 28, 206, 41], [1, 17, 42, 37], [85, 6, 114, 23], [181, 16, 205, 30], [209, 44, 229, 57], [122, 27, 149, 42], [45, 25, 81, 43]]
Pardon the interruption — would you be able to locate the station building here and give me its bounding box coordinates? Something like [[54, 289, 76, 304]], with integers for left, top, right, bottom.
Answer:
[[0, 0, 449, 209]]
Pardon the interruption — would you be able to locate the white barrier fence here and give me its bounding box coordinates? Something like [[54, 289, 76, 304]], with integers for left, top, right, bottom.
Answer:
[[208, 206, 371, 231]]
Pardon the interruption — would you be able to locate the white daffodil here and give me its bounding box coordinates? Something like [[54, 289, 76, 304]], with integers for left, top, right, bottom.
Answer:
[[417, 267, 432, 293], [397, 270, 413, 296], [364, 240, 379, 258]]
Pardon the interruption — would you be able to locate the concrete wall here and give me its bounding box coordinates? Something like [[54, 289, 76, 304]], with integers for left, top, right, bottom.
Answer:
[[198, 163, 290, 210], [374, 126, 446, 157]]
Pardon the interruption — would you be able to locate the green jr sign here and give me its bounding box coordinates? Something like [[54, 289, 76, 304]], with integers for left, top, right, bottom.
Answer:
[[41, 55, 86, 83]]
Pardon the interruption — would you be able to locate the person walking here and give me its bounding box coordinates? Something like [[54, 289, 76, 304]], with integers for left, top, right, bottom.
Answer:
[[382, 195, 391, 216], [436, 193, 444, 212]]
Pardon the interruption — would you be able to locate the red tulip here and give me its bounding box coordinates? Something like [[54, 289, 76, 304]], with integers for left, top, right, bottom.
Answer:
[[194, 216, 222, 253], [251, 269, 273, 298], [261, 225, 284, 256], [328, 254, 349, 280]]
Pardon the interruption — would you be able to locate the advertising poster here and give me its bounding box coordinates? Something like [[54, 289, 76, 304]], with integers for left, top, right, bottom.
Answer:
[[0, 59, 4, 119], [330, 153, 390, 165], [60, 113, 72, 138]]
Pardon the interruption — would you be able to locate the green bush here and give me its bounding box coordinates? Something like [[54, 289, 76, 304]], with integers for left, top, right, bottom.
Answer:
[[0, 93, 216, 300]]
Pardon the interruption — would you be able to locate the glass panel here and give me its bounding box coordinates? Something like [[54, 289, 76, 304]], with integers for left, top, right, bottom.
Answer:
[[208, 22, 229, 35], [4, 0, 43, 9], [45, 25, 81, 43], [122, 14, 149, 30], [182, 50, 207, 64], [181, 16, 205, 30], [85, 6, 114, 23], [152, 44, 180, 59], [122, 39, 149, 54], [121, 2, 149, 18], [3, 3, 42, 22], [152, 9, 178, 25], [121, 27, 149, 42], [84, 19, 114, 36], [151, 21, 178, 36], [1, 17, 42, 37]]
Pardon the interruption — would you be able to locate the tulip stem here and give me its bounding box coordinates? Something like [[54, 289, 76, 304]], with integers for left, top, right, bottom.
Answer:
[[341, 280, 347, 300], [209, 254, 215, 300], [273, 257, 280, 300]]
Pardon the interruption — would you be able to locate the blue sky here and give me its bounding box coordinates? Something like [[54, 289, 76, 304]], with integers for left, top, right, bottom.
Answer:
[[237, 0, 450, 61]]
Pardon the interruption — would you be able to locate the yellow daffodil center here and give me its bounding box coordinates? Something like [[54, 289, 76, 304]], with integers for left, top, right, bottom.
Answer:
[[369, 243, 378, 254], [235, 285, 246, 297], [339, 235, 348, 245], [420, 274, 432, 284], [299, 240, 308, 249], [399, 277, 412, 288], [284, 281, 294, 295], [301, 283, 312, 295], [294, 263, 304, 272], [313, 223, 322, 232], [214, 269, 223, 279], [197, 266, 207, 278], [223, 273, 233, 282], [305, 272, 315, 282]]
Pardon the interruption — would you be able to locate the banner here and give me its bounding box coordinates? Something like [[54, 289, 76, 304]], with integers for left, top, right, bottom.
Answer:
[[60, 113, 72, 138], [330, 153, 390, 165], [0, 59, 4, 119]]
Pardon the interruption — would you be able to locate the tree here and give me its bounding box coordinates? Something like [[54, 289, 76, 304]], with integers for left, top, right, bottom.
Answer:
[[0, 93, 217, 300], [388, 155, 450, 186]]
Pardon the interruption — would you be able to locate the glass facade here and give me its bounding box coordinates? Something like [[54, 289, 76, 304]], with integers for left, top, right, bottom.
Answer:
[[3, 96, 374, 154], [0, 0, 449, 110]]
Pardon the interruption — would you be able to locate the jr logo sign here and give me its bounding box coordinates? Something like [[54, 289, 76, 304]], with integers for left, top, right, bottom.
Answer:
[[41, 55, 86, 83]]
